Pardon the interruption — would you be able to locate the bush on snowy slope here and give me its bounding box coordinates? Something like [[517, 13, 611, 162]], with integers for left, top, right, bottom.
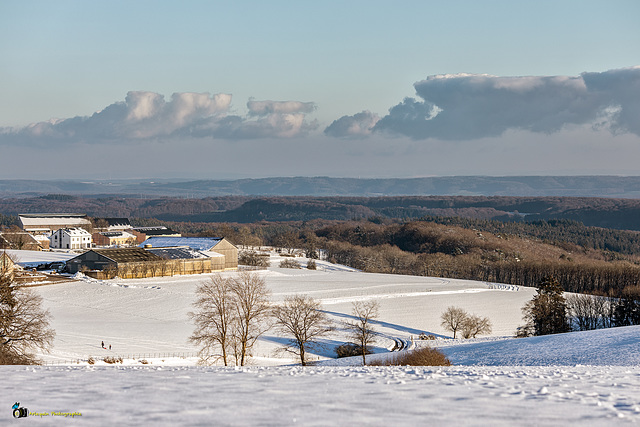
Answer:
[[238, 251, 270, 267], [369, 347, 451, 367], [279, 259, 302, 269]]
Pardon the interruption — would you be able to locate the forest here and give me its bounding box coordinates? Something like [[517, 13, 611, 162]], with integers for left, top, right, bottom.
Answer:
[[3, 194, 640, 230], [3, 194, 640, 299]]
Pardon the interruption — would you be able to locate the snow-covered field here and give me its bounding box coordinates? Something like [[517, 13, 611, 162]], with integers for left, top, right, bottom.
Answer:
[[2, 249, 640, 425]]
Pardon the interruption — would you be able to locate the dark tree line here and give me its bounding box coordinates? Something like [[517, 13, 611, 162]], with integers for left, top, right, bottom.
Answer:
[[521, 276, 640, 337]]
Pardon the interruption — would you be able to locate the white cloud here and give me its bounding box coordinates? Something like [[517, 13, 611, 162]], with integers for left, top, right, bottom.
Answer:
[[324, 111, 380, 138], [326, 67, 640, 140], [0, 92, 317, 144], [247, 100, 315, 116]]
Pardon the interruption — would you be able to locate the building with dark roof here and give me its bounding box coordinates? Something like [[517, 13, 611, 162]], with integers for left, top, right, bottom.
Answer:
[[66, 246, 230, 279], [102, 218, 132, 231], [130, 226, 181, 244], [66, 248, 162, 276]]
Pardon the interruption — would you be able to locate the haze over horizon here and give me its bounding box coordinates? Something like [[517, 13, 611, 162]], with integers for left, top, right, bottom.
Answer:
[[1, 1, 639, 180]]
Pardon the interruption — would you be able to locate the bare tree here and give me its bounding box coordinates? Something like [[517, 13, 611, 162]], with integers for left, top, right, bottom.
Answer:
[[461, 314, 492, 339], [440, 306, 467, 339], [1, 273, 55, 364], [349, 300, 380, 365], [189, 275, 235, 366], [567, 293, 604, 331], [230, 272, 271, 366], [272, 294, 333, 366]]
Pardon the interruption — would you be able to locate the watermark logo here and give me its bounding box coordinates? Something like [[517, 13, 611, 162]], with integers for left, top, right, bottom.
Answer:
[[11, 402, 82, 419], [12, 402, 28, 418]]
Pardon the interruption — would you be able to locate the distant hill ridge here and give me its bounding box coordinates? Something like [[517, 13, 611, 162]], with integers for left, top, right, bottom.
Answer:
[[2, 176, 640, 198]]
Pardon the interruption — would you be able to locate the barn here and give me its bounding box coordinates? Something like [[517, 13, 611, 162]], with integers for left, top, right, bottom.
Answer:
[[66, 248, 162, 278], [66, 246, 230, 279], [139, 237, 238, 270]]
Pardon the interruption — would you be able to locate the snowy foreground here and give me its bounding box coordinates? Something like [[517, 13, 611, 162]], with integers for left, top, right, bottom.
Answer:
[[3, 250, 640, 425], [4, 365, 640, 425]]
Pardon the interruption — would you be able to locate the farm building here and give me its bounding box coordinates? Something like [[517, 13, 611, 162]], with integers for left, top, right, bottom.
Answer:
[[146, 246, 226, 274], [19, 213, 91, 234], [0, 251, 18, 278], [139, 237, 238, 270], [66, 246, 229, 279], [92, 231, 137, 247], [66, 248, 161, 278], [90, 217, 132, 232], [0, 231, 44, 251], [50, 228, 92, 250], [130, 226, 181, 244]]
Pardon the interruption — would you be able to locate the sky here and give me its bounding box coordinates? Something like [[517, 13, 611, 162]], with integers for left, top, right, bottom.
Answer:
[[1, 1, 639, 180]]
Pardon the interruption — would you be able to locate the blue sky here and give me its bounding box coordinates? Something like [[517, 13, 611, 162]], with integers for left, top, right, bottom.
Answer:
[[1, 1, 639, 179]]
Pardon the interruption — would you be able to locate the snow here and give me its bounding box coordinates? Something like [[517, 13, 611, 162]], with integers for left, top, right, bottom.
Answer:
[[2, 250, 640, 425], [5, 249, 75, 267], [3, 365, 640, 425], [434, 326, 640, 366]]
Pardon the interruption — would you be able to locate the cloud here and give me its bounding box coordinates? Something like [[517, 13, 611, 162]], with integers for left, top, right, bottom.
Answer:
[[327, 67, 640, 140], [0, 92, 317, 144], [324, 111, 380, 137], [247, 100, 315, 116]]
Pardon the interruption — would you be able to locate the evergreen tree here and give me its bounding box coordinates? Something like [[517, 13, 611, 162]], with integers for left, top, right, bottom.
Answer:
[[612, 286, 640, 327], [521, 275, 570, 336]]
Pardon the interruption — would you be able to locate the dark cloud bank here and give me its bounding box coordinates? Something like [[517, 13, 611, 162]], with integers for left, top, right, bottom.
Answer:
[[325, 67, 640, 140]]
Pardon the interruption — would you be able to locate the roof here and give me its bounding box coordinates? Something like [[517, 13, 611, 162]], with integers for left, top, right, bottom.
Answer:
[[55, 227, 91, 236], [139, 237, 224, 252], [137, 229, 180, 237], [86, 248, 162, 263], [20, 215, 91, 229], [19, 213, 87, 218], [146, 246, 212, 260], [133, 226, 168, 231], [100, 231, 135, 238], [103, 218, 131, 227]]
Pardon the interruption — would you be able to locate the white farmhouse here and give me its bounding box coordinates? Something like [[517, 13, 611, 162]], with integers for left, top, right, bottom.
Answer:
[[50, 228, 92, 250]]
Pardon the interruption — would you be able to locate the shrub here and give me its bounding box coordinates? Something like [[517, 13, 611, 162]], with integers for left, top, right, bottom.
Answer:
[[307, 259, 317, 270], [279, 259, 302, 269], [238, 251, 271, 267], [335, 343, 369, 358], [87, 357, 95, 365], [369, 347, 451, 366], [139, 359, 149, 365], [103, 356, 123, 364], [419, 333, 436, 340]]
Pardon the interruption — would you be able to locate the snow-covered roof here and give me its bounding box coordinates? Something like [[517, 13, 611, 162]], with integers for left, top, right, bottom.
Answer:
[[139, 237, 224, 252], [133, 226, 168, 232], [100, 231, 135, 239], [55, 227, 91, 237], [103, 218, 131, 227], [20, 214, 91, 229]]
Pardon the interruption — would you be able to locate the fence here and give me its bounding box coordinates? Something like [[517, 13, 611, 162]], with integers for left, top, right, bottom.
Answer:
[[43, 352, 200, 365]]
